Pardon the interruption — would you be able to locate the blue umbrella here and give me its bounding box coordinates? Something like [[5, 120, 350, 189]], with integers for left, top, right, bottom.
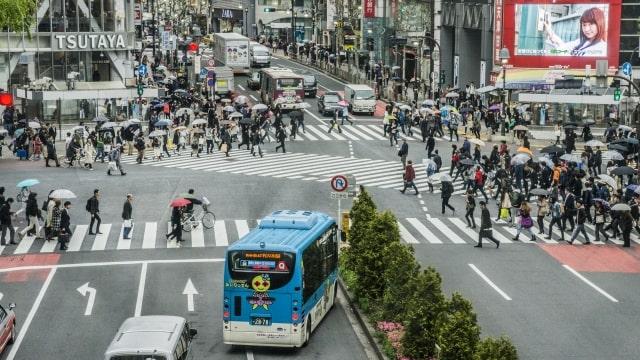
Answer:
[[153, 103, 165, 110], [155, 119, 171, 127], [16, 178, 40, 188]]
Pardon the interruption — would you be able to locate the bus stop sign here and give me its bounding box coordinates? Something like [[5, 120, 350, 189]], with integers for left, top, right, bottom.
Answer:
[[330, 175, 348, 192]]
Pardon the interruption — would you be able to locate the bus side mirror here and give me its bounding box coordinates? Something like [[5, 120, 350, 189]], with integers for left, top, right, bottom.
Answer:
[[189, 328, 198, 339]]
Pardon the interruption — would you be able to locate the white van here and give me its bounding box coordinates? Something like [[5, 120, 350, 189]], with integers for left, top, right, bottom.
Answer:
[[344, 84, 376, 115], [249, 42, 271, 68], [104, 316, 197, 360]]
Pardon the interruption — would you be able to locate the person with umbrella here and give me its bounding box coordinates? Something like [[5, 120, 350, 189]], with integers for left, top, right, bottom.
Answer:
[[166, 201, 185, 244], [593, 200, 609, 242], [18, 192, 42, 240], [134, 133, 146, 164], [328, 108, 342, 134]]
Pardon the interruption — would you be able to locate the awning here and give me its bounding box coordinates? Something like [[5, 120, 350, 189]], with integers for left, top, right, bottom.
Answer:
[[493, 68, 616, 90], [517, 92, 620, 105], [475, 85, 496, 94]]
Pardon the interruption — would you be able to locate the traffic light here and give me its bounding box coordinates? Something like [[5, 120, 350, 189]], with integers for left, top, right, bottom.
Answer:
[[439, 70, 445, 85], [187, 42, 199, 53], [0, 92, 13, 106], [263, 7, 275, 12], [614, 87, 621, 101], [137, 84, 144, 96]]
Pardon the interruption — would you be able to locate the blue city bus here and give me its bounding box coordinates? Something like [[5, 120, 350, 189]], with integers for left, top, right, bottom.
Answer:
[[222, 210, 339, 347]]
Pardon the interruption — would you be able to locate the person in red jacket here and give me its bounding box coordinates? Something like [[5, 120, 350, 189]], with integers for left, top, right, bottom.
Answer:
[[400, 160, 419, 195], [473, 166, 489, 202]]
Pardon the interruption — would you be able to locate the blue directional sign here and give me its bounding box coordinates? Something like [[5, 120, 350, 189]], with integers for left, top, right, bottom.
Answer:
[[200, 68, 208, 77], [138, 64, 147, 76], [622, 62, 632, 76]]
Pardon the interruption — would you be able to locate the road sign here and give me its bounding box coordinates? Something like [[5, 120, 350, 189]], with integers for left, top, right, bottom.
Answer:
[[330, 175, 348, 192], [137, 84, 144, 96], [138, 64, 147, 77], [622, 62, 632, 77], [200, 68, 207, 77], [614, 88, 621, 101]]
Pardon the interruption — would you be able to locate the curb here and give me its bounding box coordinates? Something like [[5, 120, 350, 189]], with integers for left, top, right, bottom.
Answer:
[[338, 277, 388, 360]]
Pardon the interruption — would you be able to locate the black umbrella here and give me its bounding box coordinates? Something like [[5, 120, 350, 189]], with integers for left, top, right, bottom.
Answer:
[[614, 138, 640, 145], [540, 145, 564, 154], [239, 118, 253, 125], [459, 158, 475, 166], [530, 188, 550, 196], [608, 144, 628, 152], [610, 166, 635, 176], [564, 121, 578, 127], [563, 124, 577, 130]]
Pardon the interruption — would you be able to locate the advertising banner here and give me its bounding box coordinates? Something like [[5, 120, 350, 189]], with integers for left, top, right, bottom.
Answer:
[[502, 0, 621, 68], [493, 0, 503, 65], [327, 0, 336, 30], [364, 0, 376, 18]]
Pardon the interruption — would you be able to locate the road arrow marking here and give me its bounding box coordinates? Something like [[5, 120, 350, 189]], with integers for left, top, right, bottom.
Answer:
[[182, 278, 199, 312], [76, 282, 97, 316], [0, 292, 3, 302]]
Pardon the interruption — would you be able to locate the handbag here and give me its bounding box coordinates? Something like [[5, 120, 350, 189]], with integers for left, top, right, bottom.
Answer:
[[123, 219, 133, 228], [220, 143, 228, 153], [499, 208, 510, 220]]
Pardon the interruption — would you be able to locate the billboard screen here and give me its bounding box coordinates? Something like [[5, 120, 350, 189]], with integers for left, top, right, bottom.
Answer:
[[502, 0, 621, 68]]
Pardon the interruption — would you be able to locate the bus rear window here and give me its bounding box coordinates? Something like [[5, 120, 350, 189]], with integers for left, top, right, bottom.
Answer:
[[110, 356, 167, 360], [227, 251, 295, 290], [276, 78, 302, 89]]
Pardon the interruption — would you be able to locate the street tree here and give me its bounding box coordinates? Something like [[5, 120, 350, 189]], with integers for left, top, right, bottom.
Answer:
[[381, 241, 420, 321], [474, 336, 519, 360], [438, 293, 481, 360], [0, 0, 37, 32], [401, 266, 446, 359], [344, 185, 376, 271]]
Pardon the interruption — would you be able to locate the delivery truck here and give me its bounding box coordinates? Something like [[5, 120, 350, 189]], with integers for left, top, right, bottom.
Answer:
[[212, 32, 251, 74]]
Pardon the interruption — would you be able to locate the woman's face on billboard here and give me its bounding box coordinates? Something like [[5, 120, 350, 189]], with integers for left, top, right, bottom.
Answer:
[[581, 21, 599, 40]]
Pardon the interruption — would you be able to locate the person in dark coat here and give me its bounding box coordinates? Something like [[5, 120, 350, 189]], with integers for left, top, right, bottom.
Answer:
[[19, 192, 42, 239], [122, 194, 133, 240], [58, 201, 72, 250], [0, 198, 16, 245], [275, 126, 287, 153], [426, 134, 435, 158], [441, 180, 455, 215], [475, 201, 500, 248], [620, 211, 634, 247], [87, 189, 101, 235], [166, 206, 183, 243], [45, 137, 60, 167]]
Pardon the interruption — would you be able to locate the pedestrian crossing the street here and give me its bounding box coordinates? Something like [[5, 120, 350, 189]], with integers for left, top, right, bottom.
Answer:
[[3, 215, 636, 256], [261, 124, 448, 142]]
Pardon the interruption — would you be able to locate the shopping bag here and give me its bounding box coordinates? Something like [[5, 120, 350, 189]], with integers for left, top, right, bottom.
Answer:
[[220, 143, 228, 153], [123, 219, 133, 228], [499, 208, 510, 220]]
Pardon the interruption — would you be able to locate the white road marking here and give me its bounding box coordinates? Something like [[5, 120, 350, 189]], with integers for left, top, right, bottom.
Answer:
[[6, 268, 56, 360], [474, 218, 512, 244], [183, 278, 199, 312], [563, 265, 618, 303], [134, 262, 148, 317], [91, 224, 112, 251], [39, 235, 58, 253], [191, 222, 205, 247], [214, 220, 229, 246], [448, 218, 478, 244], [246, 350, 255, 360], [249, 94, 258, 101], [67, 225, 88, 252], [0, 258, 225, 274], [14, 235, 35, 254], [428, 218, 467, 244], [397, 221, 419, 244], [406, 218, 442, 244], [235, 220, 250, 239], [304, 109, 327, 125], [304, 124, 333, 140], [76, 282, 97, 316], [142, 222, 157, 249], [237, 84, 245, 91], [116, 223, 133, 250], [468, 264, 512, 301]]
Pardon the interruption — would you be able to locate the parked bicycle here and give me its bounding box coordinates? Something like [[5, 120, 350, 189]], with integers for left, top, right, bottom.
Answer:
[[181, 196, 216, 231]]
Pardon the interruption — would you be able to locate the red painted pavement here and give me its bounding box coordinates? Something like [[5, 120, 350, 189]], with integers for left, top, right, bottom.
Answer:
[[0, 254, 60, 282], [540, 244, 640, 273]]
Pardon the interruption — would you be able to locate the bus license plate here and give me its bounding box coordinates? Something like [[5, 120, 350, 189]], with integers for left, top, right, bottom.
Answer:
[[251, 316, 271, 326]]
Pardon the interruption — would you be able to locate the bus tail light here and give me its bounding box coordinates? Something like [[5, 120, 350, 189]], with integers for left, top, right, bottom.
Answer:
[[223, 311, 230, 318], [292, 312, 299, 321]]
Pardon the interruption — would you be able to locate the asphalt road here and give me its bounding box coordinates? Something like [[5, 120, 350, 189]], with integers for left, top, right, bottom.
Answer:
[[1, 57, 639, 359]]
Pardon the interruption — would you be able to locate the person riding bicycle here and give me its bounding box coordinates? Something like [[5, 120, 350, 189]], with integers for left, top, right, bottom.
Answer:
[[183, 189, 203, 221]]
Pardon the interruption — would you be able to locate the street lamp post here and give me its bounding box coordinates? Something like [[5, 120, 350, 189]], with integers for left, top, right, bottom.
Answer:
[[424, 32, 441, 98], [499, 47, 510, 136]]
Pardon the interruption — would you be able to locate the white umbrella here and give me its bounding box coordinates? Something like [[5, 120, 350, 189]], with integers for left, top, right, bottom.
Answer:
[[156, 65, 167, 71], [296, 102, 311, 109], [539, 157, 554, 169], [223, 105, 235, 112], [149, 130, 165, 137], [28, 121, 41, 129], [585, 140, 605, 148], [445, 92, 459, 98], [611, 203, 631, 211], [436, 173, 452, 182], [597, 174, 617, 190], [127, 118, 141, 124], [191, 118, 207, 126], [511, 153, 531, 165], [618, 125, 633, 132], [252, 103, 268, 111], [235, 95, 248, 104], [101, 122, 118, 129], [175, 108, 194, 118], [50, 189, 77, 199], [560, 153, 581, 163], [422, 99, 436, 107], [420, 107, 438, 115], [0, 129, 7, 135], [398, 104, 412, 111], [513, 125, 528, 131], [468, 138, 485, 146], [603, 150, 624, 161], [229, 112, 243, 118], [221, 99, 232, 103]]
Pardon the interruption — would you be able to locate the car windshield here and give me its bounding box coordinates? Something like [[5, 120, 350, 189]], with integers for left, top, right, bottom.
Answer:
[[324, 95, 340, 103], [354, 90, 375, 100], [303, 76, 316, 85], [251, 73, 260, 80]]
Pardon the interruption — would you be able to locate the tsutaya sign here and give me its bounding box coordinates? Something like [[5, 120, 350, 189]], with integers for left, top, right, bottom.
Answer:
[[52, 33, 129, 51]]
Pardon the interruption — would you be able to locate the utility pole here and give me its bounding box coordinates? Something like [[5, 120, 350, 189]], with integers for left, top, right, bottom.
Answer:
[[151, 0, 156, 58], [290, 0, 295, 46]]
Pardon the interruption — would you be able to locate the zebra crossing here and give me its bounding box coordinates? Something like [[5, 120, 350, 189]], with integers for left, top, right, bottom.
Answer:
[[398, 215, 640, 246], [263, 124, 446, 142], [3, 214, 637, 256]]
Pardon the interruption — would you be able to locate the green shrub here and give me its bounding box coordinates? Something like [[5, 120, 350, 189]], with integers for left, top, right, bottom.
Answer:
[[344, 186, 377, 272], [474, 336, 518, 360], [381, 242, 420, 322], [438, 293, 480, 360]]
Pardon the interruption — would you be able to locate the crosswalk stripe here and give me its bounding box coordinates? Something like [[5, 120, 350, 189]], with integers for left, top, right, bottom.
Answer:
[[448, 218, 479, 244], [397, 221, 419, 244], [142, 222, 157, 249], [499, 224, 535, 243], [235, 220, 250, 239], [276, 157, 365, 178], [313, 159, 389, 177], [272, 157, 352, 178], [215, 220, 229, 246], [297, 127, 319, 140], [191, 222, 205, 247], [39, 236, 58, 253], [220, 153, 309, 173], [344, 125, 374, 140], [317, 124, 347, 140], [336, 127, 360, 141], [253, 155, 336, 177], [360, 125, 387, 140], [406, 218, 443, 244], [305, 125, 333, 140], [474, 218, 513, 244], [91, 224, 112, 251], [428, 218, 467, 244], [117, 223, 133, 250], [0, 244, 5, 255], [14, 235, 35, 254], [67, 225, 88, 251]]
